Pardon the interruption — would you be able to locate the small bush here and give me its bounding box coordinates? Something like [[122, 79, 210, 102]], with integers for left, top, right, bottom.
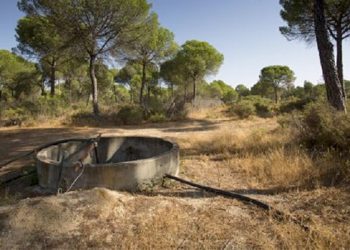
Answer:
[[1, 96, 70, 123], [116, 105, 144, 125], [169, 102, 190, 121], [254, 102, 273, 118], [229, 101, 255, 119], [2, 107, 26, 120], [71, 111, 100, 127], [30, 96, 69, 117], [277, 112, 301, 128], [230, 96, 276, 119], [279, 98, 312, 113], [296, 102, 350, 151], [222, 90, 238, 104], [147, 97, 166, 115], [148, 113, 167, 123]]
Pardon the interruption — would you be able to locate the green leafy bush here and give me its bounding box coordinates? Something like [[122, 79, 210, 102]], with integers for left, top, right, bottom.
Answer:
[[116, 105, 144, 125], [221, 90, 238, 104], [19, 97, 68, 118], [254, 102, 273, 118], [229, 101, 255, 119], [147, 97, 167, 115], [70, 111, 100, 127], [2, 107, 26, 120], [229, 96, 275, 119], [279, 98, 312, 113], [148, 113, 167, 123], [296, 102, 350, 151], [244, 96, 275, 117], [277, 113, 300, 128]]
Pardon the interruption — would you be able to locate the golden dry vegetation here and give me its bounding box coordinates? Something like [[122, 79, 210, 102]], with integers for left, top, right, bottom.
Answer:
[[0, 108, 349, 249]]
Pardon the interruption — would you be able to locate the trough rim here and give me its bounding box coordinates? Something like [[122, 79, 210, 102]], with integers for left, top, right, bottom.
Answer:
[[35, 135, 179, 168]]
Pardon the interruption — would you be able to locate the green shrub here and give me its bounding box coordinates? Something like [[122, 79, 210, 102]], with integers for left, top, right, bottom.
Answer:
[[147, 97, 166, 115], [279, 98, 312, 113], [244, 96, 275, 117], [169, 102, 190, 121], [296, 102, 350, 151], [254, 102, 273, 118], [116, 105, 144, 125], [229, 96, 275, 119], [2, 107, 26, 120], [148, 113, 167, 123], [222, 90, 238, 104], [70, 111, 100, 126], [71, 102, 91, 113], [230, 101, 255, 119], [15, 96, 68, 119]]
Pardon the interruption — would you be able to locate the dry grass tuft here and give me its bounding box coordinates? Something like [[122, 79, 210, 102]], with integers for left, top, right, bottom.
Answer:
[[179, 122, 350, 190], [186, 105, 229, 120], [179, 127, 321, 188], [232, 147, 316, 187]]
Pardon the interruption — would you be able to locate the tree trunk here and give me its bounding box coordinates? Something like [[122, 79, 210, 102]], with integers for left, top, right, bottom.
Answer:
[[336, 27, 346, 99], [147, 83, 151, 105], [40, 80, 46, 96], [192, 77, 197, 102], [113, 85, 118, 102], [89, 55, 99, 115], [140, 62, 146, 107], [130, 85, 134, 103], [66, 78, 72, 102], [314, 0, 346, 112], [170, 83, 174, 99], [274, 87, 279, 104], [49, 59, 57, 96]]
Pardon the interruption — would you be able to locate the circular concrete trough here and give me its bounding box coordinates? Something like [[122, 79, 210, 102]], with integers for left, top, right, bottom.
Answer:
[[36, 136, 179, 192]]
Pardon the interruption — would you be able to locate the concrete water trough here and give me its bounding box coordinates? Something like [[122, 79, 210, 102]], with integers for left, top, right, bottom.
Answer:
[[36, 136, 179, 192]]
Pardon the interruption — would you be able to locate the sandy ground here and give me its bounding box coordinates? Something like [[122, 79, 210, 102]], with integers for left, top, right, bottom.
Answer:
[[0, 117, 349, 249], [0, 117, 276, 177], [0, 117, 276, 160]]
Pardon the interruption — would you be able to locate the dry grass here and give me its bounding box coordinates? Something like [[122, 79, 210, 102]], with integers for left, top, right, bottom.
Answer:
[[1, 187, 349, 249], [186, 105, 229, 120], [179, 125, 348, 189], [180, 128, 310, 188], [0, 116, 349, 249], [174, 119, 350, 249]]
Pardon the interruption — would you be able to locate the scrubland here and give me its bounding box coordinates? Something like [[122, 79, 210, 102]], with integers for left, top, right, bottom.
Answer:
[[0, 105, 349, 249]]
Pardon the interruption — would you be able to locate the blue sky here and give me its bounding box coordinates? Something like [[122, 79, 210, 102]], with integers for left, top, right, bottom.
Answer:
[[1, 0, 350, 88]]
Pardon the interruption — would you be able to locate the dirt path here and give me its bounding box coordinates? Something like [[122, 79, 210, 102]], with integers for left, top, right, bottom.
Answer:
[[0, 117, 276, 172]]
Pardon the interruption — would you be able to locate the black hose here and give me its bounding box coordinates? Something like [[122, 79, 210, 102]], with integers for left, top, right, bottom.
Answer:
[[164, 174, 309, 231]]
